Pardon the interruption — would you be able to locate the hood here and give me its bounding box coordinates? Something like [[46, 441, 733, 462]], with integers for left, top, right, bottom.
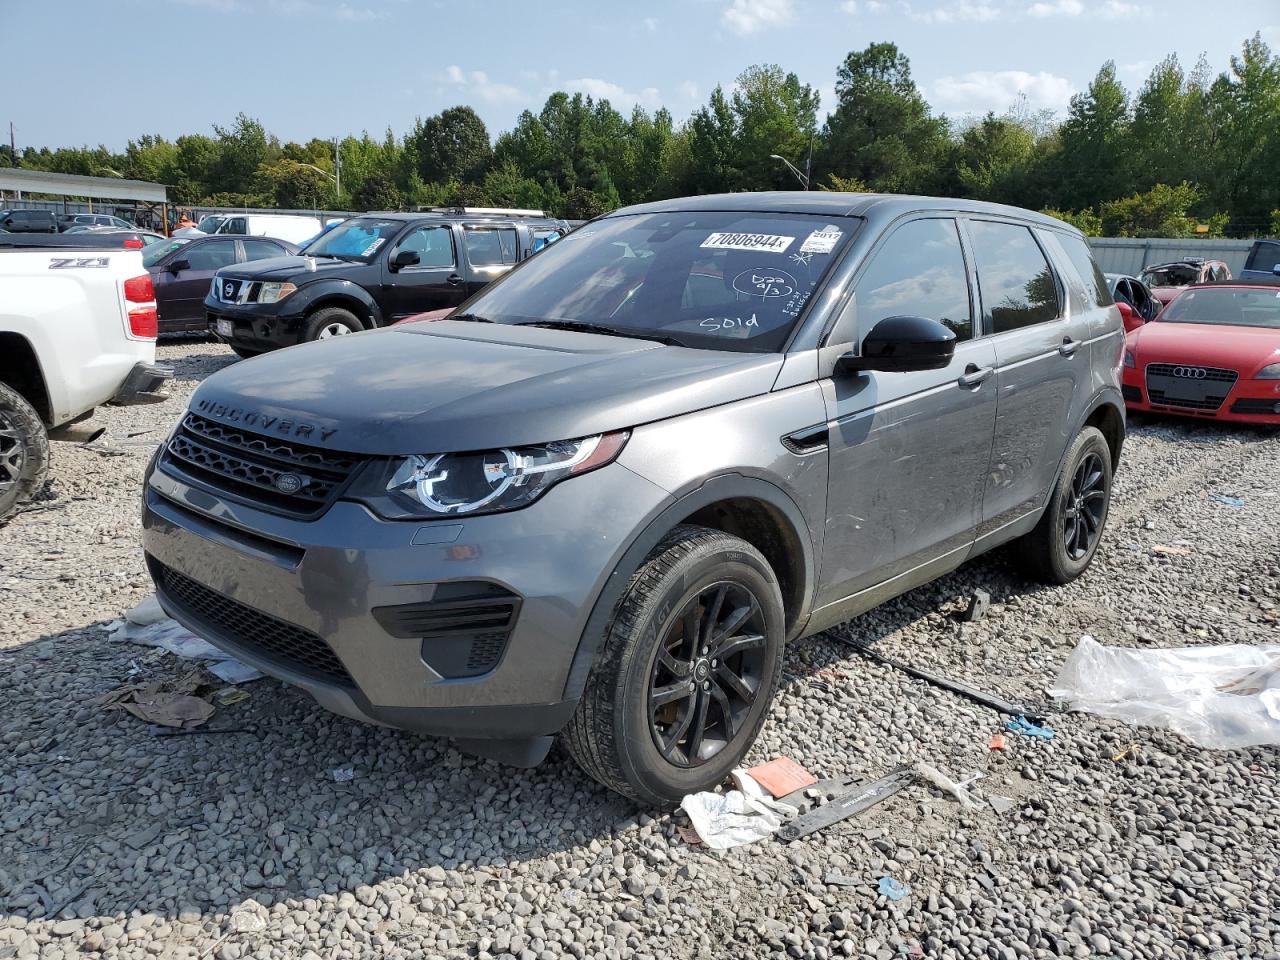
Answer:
[[1130, 321, 1280, 373], [219, 255, 355, 282], [189, 320, 784, 454]]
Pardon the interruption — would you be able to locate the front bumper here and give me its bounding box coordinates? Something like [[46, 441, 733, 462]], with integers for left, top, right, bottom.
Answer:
[[206, 299, 307, 352], [110, 361, 174, 406], [1122, 365, 1280, 424], [141, 456, 672, 752]]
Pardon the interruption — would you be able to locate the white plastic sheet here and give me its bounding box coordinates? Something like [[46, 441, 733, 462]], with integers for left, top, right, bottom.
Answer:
[[680, 769, 796, 849], [1049, 635, 1280, 748], [109, 595, 265, 684]]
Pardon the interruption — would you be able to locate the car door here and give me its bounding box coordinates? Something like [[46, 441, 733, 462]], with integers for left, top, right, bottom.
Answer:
[[383, 223, 467, 319], [461, 225, 519, 297], [240, 237, 291, 264], [965, 219, 1092, 542], [816, 217, 998, 611], [154, 238, 239, 326]]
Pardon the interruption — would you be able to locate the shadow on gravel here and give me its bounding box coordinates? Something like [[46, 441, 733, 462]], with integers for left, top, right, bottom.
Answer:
[[0, 618, 636, 926], [0, 547, 1058, 927]]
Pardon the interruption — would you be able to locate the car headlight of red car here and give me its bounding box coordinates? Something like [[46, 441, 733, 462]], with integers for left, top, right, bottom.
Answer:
[[1124, 350, 1136, 369], [1256, 361, 1280, 379]]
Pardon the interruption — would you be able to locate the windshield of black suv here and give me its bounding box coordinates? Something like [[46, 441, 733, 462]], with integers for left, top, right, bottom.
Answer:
[[456, 212, 857, 352], [1141, 264, 1200, 287], [1158, 286, 1280, 328], [142, 237, 191, 268], [304, 218, 403, 261]]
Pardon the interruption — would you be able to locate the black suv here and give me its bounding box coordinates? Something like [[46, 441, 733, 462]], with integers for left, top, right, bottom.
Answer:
[[0, 210, 58, 233], [205, 209, 568, 357]]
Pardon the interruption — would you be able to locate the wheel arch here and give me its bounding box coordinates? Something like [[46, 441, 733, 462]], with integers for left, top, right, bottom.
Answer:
[[562, 474, 816, 703], [1083, 395, 1125, 471], [0, 332, 52, 423], [294, 282, 382, 330]]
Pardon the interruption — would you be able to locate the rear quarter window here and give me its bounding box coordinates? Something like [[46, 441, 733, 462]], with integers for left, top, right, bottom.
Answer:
[[1052, 232, 1113, 311]]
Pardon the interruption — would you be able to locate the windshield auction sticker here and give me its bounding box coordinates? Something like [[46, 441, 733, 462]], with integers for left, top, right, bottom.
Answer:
[[799, 229, 842, 255], [701, 232, 795, 253]]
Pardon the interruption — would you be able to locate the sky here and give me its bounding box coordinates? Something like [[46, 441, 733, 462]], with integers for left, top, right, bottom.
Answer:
[[6, 0, 1276, 151]]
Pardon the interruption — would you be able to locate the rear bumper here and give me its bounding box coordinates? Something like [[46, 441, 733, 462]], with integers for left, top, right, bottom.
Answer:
[[1122, 368, 1280, 424], [110, 361, 174, 406]]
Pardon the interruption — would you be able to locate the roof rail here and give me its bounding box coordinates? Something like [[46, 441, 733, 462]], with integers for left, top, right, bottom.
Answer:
[[422, 206, 547, 218]]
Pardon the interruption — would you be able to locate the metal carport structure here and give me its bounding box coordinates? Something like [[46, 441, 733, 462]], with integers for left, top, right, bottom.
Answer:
[[0, 168, 168, 229]]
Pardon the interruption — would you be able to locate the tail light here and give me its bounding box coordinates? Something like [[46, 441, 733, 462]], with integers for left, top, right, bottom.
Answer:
[[123, 237, 143, 249], [124, 274, 158, 339]]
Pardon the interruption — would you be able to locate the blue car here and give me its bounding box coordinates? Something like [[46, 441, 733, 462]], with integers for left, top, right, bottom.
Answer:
[[1241, 239, 1280, 281]]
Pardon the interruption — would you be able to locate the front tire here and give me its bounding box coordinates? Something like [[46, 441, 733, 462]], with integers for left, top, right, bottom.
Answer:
[[563, 525, 785, 806], [303, 306, 362, 342], [0, 382, 50, 522], [1016, 425, 1112, 584]]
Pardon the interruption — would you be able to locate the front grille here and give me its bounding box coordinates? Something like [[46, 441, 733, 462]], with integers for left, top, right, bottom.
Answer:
[[151, 557, 354, 687], [1230, 397, 1280, 415], [373, 582, 520, 679], [159, 413, 361, 517], [1145, 363, 1238, 412], [1121, 384, 1142, 403]]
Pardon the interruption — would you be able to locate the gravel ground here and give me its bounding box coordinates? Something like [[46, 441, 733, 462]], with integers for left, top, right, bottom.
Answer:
[[1, 339, 1277, 960]]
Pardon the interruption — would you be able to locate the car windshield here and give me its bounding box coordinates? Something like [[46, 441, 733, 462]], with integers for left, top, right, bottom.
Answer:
[[304, 218, 402, 261], [195, 216, 226, 233], [1158, 286, 1280, 329], [455, 212, 858, 353], [1140, 264, 1200, 287], [142, 237, 191, 268]]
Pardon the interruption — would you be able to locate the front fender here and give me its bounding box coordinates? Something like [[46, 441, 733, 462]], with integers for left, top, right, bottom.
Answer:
[[289, 279, 384, 328]]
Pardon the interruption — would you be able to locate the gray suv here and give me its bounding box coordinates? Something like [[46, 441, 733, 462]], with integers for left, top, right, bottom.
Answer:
[[141, 193, 1124, 804]]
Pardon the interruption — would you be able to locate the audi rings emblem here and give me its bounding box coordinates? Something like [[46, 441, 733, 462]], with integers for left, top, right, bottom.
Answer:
[[1171, 366, 1207, 379]]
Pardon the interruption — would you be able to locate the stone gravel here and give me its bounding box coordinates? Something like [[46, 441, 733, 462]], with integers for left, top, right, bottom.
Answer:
[[1, 338, 1277, 960]]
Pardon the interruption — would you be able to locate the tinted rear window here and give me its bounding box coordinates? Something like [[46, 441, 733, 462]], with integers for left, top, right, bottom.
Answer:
[[1246, 242, 1280, 273], [1056, 233, 1112, 309]]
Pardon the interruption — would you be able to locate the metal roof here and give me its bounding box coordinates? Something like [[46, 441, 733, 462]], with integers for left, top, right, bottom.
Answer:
[[0, 168, 167, 203], [610, 191, 1075, 232]]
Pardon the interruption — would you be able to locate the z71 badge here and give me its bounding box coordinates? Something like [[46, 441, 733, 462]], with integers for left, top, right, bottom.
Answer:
[[49, 257, 110, 269]]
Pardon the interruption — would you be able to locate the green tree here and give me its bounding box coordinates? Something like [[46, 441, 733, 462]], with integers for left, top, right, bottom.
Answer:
[[819, 42, 949, 193], [730, 64, 820, 191], [407, 106, 492, 184], [1054, 63, 1131, 210], [211, 114, 277, 195], [1041, 207, 1102, 236], [1099, 182, 1226, 237], [952, 114, 1036, 202], [1203, 34, 1280, 225], [351, 172, 401, 211], [684, 86, 742, 194], [254, 159, 334, 209]]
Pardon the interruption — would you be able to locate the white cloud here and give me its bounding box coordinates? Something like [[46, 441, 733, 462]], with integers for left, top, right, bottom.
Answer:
[[866, 0, 885, 8], [643, 16, 659, 31], [679, 80, 700, 100], [840, 0, 857, 13], [1118, 59, 1153, 80], [565, 78, 661, 111], [721, 0, 795, 36], [930, 69, 1076, 115], [906, 1, 1000, 22], [1096, 0, 1144, 18], [441, 65, 525, 104], [1027, 0, 1084, 16]]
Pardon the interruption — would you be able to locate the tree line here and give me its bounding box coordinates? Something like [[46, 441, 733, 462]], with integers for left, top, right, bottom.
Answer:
[[4, 34, 1279, 238]]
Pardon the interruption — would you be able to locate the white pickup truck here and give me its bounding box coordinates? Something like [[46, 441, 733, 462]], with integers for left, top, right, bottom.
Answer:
[[0, 244, 173, 519]]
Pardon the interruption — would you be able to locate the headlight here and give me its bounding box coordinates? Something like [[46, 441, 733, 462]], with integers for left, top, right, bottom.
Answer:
[[256, 281, 297, 304], [1124, 350, 1136, 369], [365, 432, 629, 518], [1255, 361, 1280, 379]]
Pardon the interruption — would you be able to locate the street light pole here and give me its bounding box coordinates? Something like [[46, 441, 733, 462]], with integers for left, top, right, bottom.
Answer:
[[769, 153, 810, 191]]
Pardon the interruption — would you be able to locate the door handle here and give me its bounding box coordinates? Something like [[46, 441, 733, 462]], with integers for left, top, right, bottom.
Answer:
[[957, 364, 994, 388], [1059, 336, 1081, 357], [447, 274, 464, 285]]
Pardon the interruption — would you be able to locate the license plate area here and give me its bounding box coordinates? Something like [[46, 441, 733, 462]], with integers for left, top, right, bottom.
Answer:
[[215, 318, 234, 338]]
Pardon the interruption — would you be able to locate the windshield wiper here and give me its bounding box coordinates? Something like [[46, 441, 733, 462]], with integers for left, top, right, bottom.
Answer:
[[450, 313, 493, 323], [517, 319, 685, 346]]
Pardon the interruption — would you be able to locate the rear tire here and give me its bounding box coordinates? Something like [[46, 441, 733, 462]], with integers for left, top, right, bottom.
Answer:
[[0, 382, 50, 522], [1016, 425, 1112, 585], [562, 525, 785, 806], [303, 306, 362, 342]]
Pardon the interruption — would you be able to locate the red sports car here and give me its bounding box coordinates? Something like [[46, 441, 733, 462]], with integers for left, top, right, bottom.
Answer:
[[1122, 280, 1280, 424]]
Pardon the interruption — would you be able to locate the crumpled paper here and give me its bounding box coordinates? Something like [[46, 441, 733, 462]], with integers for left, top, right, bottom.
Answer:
[[680, 769, 797, 849], [109, 594, 264, 684], [97, 669, 215, 729]]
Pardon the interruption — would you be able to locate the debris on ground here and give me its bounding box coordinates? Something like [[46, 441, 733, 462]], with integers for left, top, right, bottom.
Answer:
[[1209, 493, 1245, 507], [109, 594, 264, 684], [1005, 715, 1057, 740], [988, 733, 1007, 751], [1111, 742, 1140, 762], [878, 876, 909, 901], [216, 688, 251, 707], [675, 824, 703, 845], [1151, 543, 1194, 557], [962, 588, 991, 622], [912, 762, 981, 809], [823, 872, 859, 887], [97, 669, 215, 729], [330, 767, 356, 782], [745, 756, 817, 797], [988, 795, 1017, 815], [681, 769, 795, 849], [777, 767, 913, 841], [1049, 635, 1280, 748]]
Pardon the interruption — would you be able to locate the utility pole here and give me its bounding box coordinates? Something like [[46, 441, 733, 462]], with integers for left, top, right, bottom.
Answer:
[[9, 121, 14, 157], [333, 137, 342, 199], [805, 131, 814, 192]]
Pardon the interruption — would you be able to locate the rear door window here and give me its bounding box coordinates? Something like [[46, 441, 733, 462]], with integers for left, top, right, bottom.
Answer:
[[464, 227, 518, 266], [242, 239, 288, 261], [183, 240, 239, 271], [968, 221, 1060, 333], [849, 217, 974, 341]]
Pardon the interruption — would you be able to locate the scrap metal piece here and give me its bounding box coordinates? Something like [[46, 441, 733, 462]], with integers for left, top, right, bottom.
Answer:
[[778, 767, 913, 842]]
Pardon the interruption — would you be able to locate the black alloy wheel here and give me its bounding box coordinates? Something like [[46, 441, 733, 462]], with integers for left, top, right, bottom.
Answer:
[[1062, 451, 1107, 560]]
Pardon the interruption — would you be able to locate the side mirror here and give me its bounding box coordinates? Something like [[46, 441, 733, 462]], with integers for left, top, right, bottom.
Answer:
[[837, 315, 957, 375], [169, 258, 190, 273], [391, 249, 420, 270], [1115, 301, 1140, 331], [1272, 263, 1280, 276]]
